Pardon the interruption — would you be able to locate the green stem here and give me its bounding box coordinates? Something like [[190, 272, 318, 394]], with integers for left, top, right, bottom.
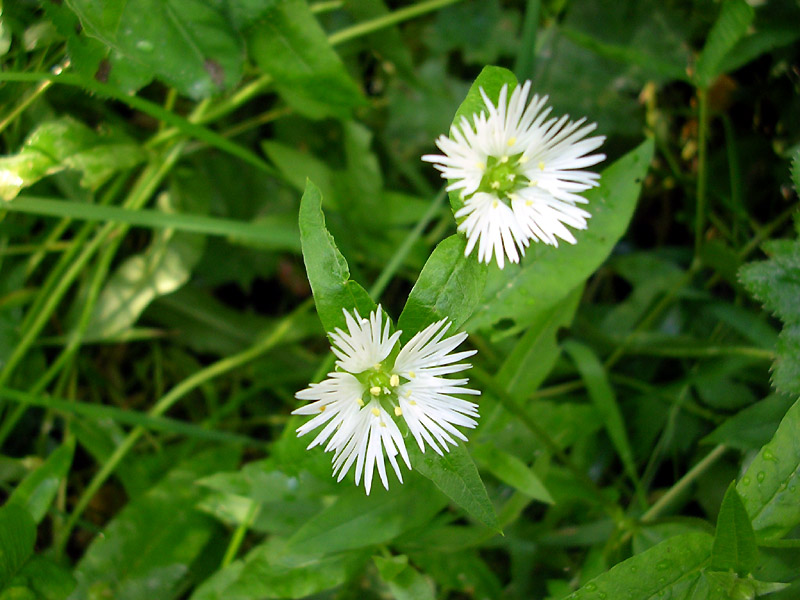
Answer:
[[513, 0, 540, 79], [327, 0, 463, 45], [54, 300, 311, 556], [641, 444, 728, 523], [694, 87, 709, 256], [220, 501, 261, 568]]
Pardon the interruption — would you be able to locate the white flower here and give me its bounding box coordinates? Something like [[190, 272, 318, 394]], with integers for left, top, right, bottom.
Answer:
[[423, 81, 605, 269], [293, 306, 479, 494]]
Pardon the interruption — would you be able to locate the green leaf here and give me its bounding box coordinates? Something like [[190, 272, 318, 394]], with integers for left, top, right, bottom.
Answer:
[[298, 179, 376, 333], [711, 482, 759, 574], [4, 556, 76, 600], [791, 148, 800, 192], [563, 532, 713, 600], [563, 340, 639, 491], [408, 441, 499, 531], [446, 66, 518, 214], [398, 235, 487, 343], [286, 477, 447, 556], [472, 444, 553, 504], [739, 237, 800, 396], [694, 0, 755, 87], [190, 538, 369, 600], [81, 193, 205, 341], [468, 139, 654, 331], [71, 447, 239, 600], [704, 571, 789, 599], [65, 0, 244, 99], [0, 118, 144, 201], [8, 438, 74, 524], [374, 555, 436, 600], [0, 504, 36, 590], [703, 394, 796, 451], [246, 0, 364, 119], [737, 397, 800, 540]]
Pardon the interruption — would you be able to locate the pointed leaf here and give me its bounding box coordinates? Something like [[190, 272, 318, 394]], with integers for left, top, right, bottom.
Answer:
[[408, 441, 499, 531], [8, 438, 74, 524], [472, 444, 553, 504], [298, 179, 376, 332], [563, 532, 713, 600], [246, 0, 364, 119], [0, 504, 36, 589], [711, 482, 758, 574], [398, 235, 487, 343], [737, 397, 800, 540], [695, 0, 755, 87]]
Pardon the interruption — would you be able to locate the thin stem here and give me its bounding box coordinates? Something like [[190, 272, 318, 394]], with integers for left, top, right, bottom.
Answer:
[[327, 0, 463, 46], [220, 501, 261, 568], [641, 444, 728, 523], [694, 87, 709, 256], [55, 300, 311, 556]]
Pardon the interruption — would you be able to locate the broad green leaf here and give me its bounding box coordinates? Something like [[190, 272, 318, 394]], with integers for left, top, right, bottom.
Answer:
[[445, 66, 518, 214], [70, 447, 239, 600], [398, 235, 487, 343], [374, 555, 436, 600], [8, 438, 74, 523], [468, 139, 654, 331], [737, 397, 800, 540], [66, 0, 243, 99], [739, 237, 800, 396], [408, 441, 499, 531], [563, 532, 713, 600], [262, 141, 338, 209], [703, 394, 795, 451], [0, 118, 144, 201], [0, 504, 35, 589], [190, 538, 369, 600], [408, 550, 502, 600], [246, 0, 365, 119], [81, 193, 205, 341], [298, 179, 376, 333], [694, 0, 755, 87], [563, 340, 639, 489], [286, 477, 447, 556], [472, 444, 553, 504], [711, 482, 758, 574], [3, 556, 76, 600]]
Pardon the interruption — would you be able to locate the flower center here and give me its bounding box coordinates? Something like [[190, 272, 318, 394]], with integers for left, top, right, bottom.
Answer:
[[354, 363, 402, 413], [478, 153, 530, 201]]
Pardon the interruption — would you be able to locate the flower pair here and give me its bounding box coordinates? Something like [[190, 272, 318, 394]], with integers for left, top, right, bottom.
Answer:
[[293, 307, 479, 494]]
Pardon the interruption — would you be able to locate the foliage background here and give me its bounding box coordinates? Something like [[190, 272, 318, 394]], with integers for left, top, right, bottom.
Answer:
[[0, 0, 799, 598]]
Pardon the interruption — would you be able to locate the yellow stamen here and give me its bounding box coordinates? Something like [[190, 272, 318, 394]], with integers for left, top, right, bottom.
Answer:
[[371, 407, 380, 417], [409, 400, 417, 406], [370, 386, 381, 396], [404, 391, 412, 398], [356, 398, 364, 407], [380, 421, 386, 427], [408, 371, 415, 379], [538, 161, 545, 171], [492, 199, 499, 208], [507, 137, 516, 146], [526, 200, 533, 207], [373, 363, 382, 370], [519, 155, 529, 164], [319, 405, 326, 412], [491, 181, 500, 190], [390, 374, 400, 387], [394, 406, 402, 416], [500, 155, 509, 163], [476, 162, 486, 170]]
